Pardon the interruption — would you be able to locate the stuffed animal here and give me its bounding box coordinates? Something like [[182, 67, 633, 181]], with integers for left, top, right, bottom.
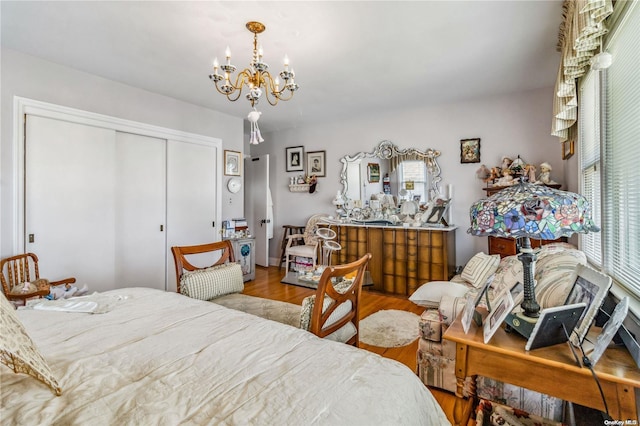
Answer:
[[247, 109, 264, 145]]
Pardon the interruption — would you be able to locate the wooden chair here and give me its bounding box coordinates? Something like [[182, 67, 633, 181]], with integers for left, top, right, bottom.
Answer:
[[283, 213, 329, 273], [308, 253, 372, 347], [171, 240, 236, 293], [0, 253, 76, 302]]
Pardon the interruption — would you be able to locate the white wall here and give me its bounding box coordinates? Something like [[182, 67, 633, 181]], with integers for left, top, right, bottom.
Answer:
[[1, 48, 244, 257], [251, 87, 565, 268]]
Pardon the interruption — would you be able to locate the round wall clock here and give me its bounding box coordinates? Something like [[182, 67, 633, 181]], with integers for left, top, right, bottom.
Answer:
[[227, 177, 242, 193]]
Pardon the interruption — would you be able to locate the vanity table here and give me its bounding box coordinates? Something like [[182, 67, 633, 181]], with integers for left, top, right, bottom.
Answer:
[[335, 140, 455, 296], [333, 223, 456, 296]]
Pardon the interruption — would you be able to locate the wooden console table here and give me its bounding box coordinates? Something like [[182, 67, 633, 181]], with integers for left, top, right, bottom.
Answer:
[[444, 315, 640, 421], [333, 224, 456, 296]]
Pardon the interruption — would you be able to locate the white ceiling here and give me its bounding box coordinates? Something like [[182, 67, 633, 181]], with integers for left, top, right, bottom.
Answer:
[[1, 1, 563, 133]]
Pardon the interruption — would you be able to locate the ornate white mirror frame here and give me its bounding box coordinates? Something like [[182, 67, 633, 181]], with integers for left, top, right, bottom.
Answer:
[[339, 140, 443, 202]]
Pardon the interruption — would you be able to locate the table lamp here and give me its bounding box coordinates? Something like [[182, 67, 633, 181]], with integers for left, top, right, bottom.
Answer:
[[468, 180, 599, 337]]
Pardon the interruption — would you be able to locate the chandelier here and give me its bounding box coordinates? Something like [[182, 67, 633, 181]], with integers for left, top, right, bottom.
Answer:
[[208, 21, 299, 107]]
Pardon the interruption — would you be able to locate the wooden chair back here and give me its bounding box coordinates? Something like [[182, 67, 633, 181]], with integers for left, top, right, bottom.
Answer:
[[309, 253, 372, 347], [171, 241, 236, 293], [0, 253, 75, 302]]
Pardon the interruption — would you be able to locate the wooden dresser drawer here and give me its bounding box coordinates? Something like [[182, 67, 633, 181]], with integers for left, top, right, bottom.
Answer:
[[488, 236, 517, 257], [488, 236, 569, 258]]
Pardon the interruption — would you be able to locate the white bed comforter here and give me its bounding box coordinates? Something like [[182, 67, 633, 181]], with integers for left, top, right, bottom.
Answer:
[[1, 288, 449, 425]]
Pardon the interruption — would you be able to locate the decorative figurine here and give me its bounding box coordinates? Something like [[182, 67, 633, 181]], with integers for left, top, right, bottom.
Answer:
[[536, 162, 557, 185]]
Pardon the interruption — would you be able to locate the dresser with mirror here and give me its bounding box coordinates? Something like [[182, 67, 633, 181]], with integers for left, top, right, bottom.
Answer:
[[330, 140, 456, 296]]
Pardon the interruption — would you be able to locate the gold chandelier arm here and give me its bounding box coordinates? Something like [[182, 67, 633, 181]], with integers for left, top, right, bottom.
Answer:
[[213, 69, 255, 102], [261, 71, 295, 106]]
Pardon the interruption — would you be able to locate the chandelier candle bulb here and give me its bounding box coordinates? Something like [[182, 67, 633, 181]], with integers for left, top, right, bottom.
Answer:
[[225, 46, 231, 64]]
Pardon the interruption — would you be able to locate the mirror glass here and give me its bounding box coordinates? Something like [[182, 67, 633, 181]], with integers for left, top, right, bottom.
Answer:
[[339, 140, 442, 205]]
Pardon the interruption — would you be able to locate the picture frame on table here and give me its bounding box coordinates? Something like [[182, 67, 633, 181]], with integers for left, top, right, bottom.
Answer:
[[564, 264, 612, 346], [286, 146, 304, 172], [425, 198, 450, 225], [224, 150, 241, 176], [460, 138, 481, 163], [462, 273, 495, 331], [483, 289, 514, 344], [306, 151, 326, 177]]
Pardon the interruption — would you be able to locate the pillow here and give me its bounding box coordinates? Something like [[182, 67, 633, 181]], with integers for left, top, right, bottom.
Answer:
[[409, 281, 470, 308], [438, 294, 467, 325], [490, 256, 523, 295], [461, 252, 500, 288], [0, 292, 62, 395], [180, 263, 243, 300]]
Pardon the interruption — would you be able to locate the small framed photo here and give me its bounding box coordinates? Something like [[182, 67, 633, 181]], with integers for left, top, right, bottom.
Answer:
[[483, 289, 514, 344], [306, 150, 326, 177], [224, 150, 241, 176], [460, 138, 481, 163], [425, 198, 450, 224], [367, 163, 380, 183], [285, 146, 304, 172], [564, 264, 612, 346]]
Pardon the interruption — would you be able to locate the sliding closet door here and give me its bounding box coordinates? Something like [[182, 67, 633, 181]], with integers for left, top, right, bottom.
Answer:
[[114, 132, 166, 290], [166, 140, 218, 292], [25, 115, 117, 291]]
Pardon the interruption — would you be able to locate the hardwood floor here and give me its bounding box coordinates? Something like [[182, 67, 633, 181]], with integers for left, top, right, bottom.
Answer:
[[243, 265, 473, 426]]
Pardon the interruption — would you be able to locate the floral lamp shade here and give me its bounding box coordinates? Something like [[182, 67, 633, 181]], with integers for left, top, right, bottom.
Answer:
[[468, 181, 599, 240]]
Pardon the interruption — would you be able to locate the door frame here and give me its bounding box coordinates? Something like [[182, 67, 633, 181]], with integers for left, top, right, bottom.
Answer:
[[13, 96, 223, 254]]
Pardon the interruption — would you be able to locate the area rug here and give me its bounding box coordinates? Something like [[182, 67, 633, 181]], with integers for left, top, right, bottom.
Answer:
[[359, 309, 421, 348], [213, 293, 302, 327]]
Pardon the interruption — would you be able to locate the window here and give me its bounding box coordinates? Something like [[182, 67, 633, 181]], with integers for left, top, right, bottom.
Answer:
[[579, 71, 602, 266], [398, 161, 427, 202], [580, 2, 640, 299]]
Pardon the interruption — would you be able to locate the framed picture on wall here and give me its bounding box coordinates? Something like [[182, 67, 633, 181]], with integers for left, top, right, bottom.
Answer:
[[367, 163, 380, 182], [286, 146, 304, 172], [460, 138, 481, 163], [306, 151, 326, 177], [224, 150, 241, 176]]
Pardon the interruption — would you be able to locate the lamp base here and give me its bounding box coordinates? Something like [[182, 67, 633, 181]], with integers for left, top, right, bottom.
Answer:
[[504, 310, 538, 339]]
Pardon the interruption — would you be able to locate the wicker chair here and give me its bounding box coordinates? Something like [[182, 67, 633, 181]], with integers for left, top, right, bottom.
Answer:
[[283, 213, 329, 273]]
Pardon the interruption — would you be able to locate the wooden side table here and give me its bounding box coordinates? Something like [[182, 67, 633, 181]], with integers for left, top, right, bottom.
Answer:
[[444, 314, 640, 422], [278, 225, 305, 270]]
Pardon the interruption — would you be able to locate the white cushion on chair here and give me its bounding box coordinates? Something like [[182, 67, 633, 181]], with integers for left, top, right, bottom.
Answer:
[[180, 263, 244, 301], [286, 245, 317, 258], [299, 279, 356, 343]]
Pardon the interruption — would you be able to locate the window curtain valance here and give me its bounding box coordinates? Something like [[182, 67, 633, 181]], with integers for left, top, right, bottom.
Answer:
[[551, 0, 613, 142], [390, 153, 440, 175]]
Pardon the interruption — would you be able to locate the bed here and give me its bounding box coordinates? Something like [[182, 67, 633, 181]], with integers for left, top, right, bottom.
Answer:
[[1, 288, 449, 425]]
